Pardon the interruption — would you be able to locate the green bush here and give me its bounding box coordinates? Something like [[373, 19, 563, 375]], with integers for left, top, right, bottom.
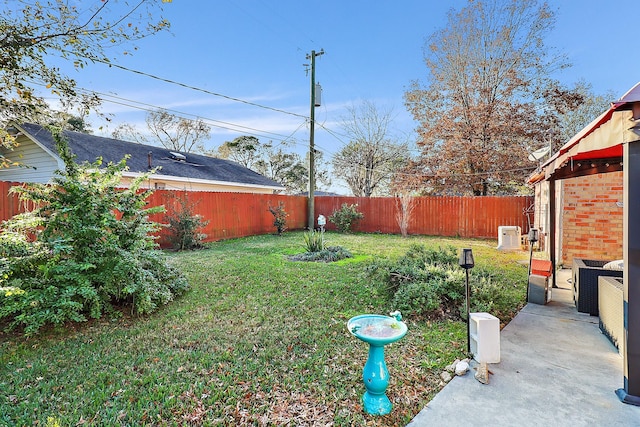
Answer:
[[303, 230, 325, 252], [268, 202, 288, 235], [328, 203, 364, 233], [365, 244, 459, 296], [390, 268, 466, 318], [365, 243, 515, 320], [164, 192, 209, 250], [0, 230, 33, 257], [0, 126, 189, 335], [288, 246, 352, 263]]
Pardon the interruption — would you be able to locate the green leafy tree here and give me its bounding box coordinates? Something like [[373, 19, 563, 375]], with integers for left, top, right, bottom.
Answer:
[[0, 126, 188, 336], [0, 0, 169, 167], [556, 80, 616, 147], [217, 136, 262, 169], [218, 137, 331, 194], [404, 0, 574, 195], [255, 144, 306, 193], [255, 143, 332, 194], [303, 150, 332, 194]]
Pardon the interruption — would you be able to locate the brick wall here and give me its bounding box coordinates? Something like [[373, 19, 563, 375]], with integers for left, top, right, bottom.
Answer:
[[561, 171, 623, 265]]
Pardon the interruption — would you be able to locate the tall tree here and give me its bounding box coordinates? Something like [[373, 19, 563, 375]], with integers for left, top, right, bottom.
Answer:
[[525, 80, 615, 164], [217, 135, 261, 169], [0, 0, 169, 167], [111, 122, 148, 144], [304, 150, 332, 193], [217, 137, 330, 194], [404, 0, 571, 196], [112, 111, 212, 153], [556, 80, 616, 146], [332, 101, 409, 197], [145, 110, 211, 153], [254, 143, 307, 194]]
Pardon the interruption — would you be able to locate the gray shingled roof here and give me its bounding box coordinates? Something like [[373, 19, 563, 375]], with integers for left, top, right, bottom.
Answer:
[[19, 123, 284, 189]]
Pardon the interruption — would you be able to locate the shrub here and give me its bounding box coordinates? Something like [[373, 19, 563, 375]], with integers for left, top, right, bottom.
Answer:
[[390, 268, 466, 318], [0, 230, 32, 257], [365, 244, 469, 319], [328, 203, 364, 233], [0, 127, 189, 335], [365, 244, 459, 296], [395, 193, 415, 238], [164, 192, 209, 250], [268, 202, 288, 235], [303, 230, 325, 252], [470, 273, 520, 320], [288, 246, 352, 263]]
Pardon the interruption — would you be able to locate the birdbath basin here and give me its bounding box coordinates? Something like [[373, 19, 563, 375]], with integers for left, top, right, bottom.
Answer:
[[347, 312, 408, 415]]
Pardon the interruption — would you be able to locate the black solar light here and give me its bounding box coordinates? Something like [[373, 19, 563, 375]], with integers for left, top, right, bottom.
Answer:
[[527, 228, 540, 300], [459, 248, 474, 353], [527, 228, 539, 275]]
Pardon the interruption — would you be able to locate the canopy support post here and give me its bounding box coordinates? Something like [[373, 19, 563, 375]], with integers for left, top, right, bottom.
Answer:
[[617, 138, 640, 405], [549, 179, 557, 289]]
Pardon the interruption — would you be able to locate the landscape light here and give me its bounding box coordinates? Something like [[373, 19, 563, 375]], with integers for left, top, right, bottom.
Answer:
[[459, 248, 474, 353], [527, 228, 540, 301]]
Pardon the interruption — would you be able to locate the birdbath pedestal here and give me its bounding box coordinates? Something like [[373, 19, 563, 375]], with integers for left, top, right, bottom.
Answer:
[[347, 312, 408, 415]]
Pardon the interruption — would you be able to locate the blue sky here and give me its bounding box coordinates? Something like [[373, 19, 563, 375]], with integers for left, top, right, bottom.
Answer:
[[44, 0, 640, 193]]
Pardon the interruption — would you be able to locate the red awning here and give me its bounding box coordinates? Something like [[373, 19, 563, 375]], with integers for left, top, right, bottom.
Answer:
[[529, 82, 640, 183]]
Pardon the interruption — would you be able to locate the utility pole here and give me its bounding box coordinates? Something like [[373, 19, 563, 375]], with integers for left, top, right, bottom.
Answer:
[[307, 49, 324, 230]]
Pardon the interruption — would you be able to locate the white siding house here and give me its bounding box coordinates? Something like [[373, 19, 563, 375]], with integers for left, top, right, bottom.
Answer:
[[0, 123, 285, 194], [0, 134, 62, 183]]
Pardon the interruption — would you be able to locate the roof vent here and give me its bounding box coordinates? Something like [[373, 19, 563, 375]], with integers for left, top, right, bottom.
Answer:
[[169, 151, 186, 161]]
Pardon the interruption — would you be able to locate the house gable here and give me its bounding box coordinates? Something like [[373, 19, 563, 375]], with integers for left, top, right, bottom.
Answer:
[[0, 132, 62, 183], [3, 123, 285, 193]]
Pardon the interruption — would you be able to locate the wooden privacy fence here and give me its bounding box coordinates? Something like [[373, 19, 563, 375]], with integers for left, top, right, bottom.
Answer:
[[315, 195, 533, 238], [0, 181, 20, 222], [145, 191, 308, 245], [0, 181, 532, 244]]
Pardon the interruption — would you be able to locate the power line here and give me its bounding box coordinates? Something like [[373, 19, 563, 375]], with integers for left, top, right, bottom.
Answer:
[[75, 86, 538, 181], [33, 79, 308, 143], [91, 92, 316, 152], [91, 90, 300, 140], [91, 57, 308, 120], [51, 57, 428, 180], [60, 54, 358, 158]]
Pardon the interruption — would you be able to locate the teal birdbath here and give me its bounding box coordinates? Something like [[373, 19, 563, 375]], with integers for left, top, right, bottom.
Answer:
[[347, 311, 408, 415]]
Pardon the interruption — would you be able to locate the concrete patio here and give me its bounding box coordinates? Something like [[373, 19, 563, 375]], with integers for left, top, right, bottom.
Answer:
[[408, 269, 640, 426]]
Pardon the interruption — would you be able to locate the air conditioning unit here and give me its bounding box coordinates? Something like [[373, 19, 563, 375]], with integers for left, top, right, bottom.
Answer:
[[497, 226, 521, 250]]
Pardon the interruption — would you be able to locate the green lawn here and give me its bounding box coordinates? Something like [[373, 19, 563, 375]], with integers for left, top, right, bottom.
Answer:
[[0, 232, 530, 426]]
